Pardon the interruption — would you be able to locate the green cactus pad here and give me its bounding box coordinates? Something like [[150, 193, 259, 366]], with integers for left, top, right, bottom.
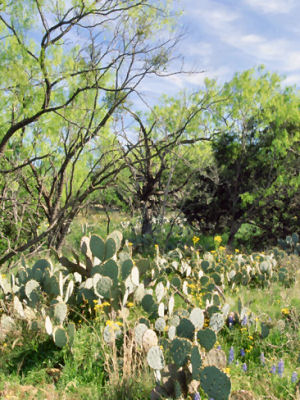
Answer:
[[201, 260, 210, 272], [33, 259, 51, 271], [136, 259, 151, 277], [121, 259, 133, 280], [107, 231, 123, 252], [53, 327, 68, 348], [212, 272, 222, 286], [176, 318, 195, 341], [190, 308, 204, 330], [171, 276, 181, 289], [16, 268, 27, 285], [43, 275, 60, 297], [25, 279, 40, 306], [207, 305, 219, 317], [200, 366, 231, 400], [102, 259, 119, 283], [200, 275, 209, 285], [95, 276, 113, 298], [170, 338, 192, 368], [90, 235, 105, 261], [141, 294, 156, 313], [191, 345, 202, 379], [105, 237, 117, 260], [197, 328, 216, 351], [147, 345, 165, 370]]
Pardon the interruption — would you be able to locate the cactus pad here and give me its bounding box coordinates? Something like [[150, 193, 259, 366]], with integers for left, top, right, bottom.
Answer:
[[170, 338, 192, 367], [147, 345, 165, 370], [200, 366, 231, 400], [191, 345, 202, 379], [53, 327, 68, 348], [142, 329, 158, 351], [197, 328, 216, 351], [176, 318, 195, 341], [190, 308, 204, 330]]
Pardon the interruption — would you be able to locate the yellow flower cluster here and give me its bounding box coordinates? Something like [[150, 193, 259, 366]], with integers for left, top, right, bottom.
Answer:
[[192, 236, 200, 245], [94, 301, 110, 310], [281, 308, 290, 315], [126, 302, 134, 308], [223, 367, 230, 376], [214, 235, 222, 244], [106, 320, 123, 330]]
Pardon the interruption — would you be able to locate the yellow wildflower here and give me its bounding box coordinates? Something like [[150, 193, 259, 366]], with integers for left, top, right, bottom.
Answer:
[[223, 367, 230, 375], [214, 235, 222, 244], [116, 321, 123, 327], [219, 246, 226, 251], [235, 249, 239, 253], [102, 302, 110, 307], [128, 242, 133, 246], [155, 244, 159, 249], [281, 308, 290, 315], [192, 236, 200, 245], [126, 302, 134, 308], [248, 336, 253, 340]]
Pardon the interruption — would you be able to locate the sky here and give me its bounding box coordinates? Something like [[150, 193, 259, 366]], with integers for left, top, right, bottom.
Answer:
[[138, 0, 300, 103]]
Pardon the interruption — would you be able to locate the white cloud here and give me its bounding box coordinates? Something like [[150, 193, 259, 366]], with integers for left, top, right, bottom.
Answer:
[[244, 0, 296, 14], [282, 73, 300, 86]]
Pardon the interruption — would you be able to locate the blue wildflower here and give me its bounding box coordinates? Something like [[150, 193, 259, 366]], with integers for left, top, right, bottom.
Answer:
[[241, 315, 248, 326], [270, 365, 276, 374], [229, 347, 234, 364], [217, 345, 222, 350], [193, 392, 201, 400], [242, 363, 247, 372], [278, 359, 284, 377], [291, 372, 298, 384], [240, 348, 245, 357]]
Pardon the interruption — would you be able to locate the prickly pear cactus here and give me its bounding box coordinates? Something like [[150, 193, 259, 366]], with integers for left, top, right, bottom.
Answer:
[[200, 366, 231, 400]]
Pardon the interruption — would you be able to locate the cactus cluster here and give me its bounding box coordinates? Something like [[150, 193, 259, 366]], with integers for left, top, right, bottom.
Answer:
[[278, 232, 299, 256]]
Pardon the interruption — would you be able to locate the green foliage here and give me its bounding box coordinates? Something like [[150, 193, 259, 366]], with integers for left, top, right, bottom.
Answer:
[[181, 67, 300, 248]]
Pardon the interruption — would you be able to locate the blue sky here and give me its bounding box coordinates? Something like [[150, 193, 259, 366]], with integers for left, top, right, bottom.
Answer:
[[139, 0, 300, 102]]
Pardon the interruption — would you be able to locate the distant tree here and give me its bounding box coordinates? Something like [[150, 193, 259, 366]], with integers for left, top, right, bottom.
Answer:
[[117, 84, 220, 236], [0, 0, 183, 266], [182, 67, 300, 247]]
